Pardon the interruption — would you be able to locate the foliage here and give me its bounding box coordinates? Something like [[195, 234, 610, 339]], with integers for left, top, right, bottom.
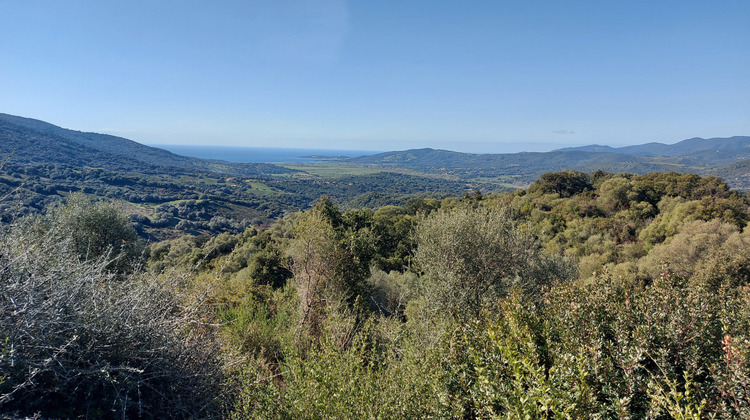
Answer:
[[287, 197, 375, 345], [414, 205, 574, 317], [231, 313, 447, 419], [444, 294, 596, 419], [366, 269, 420, 317], [529, 170, 593, 197], [0, 205, 226, 418], [46, 192, 146, 273], [5, 167, 750, 417]]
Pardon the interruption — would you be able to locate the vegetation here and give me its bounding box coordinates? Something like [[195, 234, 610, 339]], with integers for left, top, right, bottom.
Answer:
[[349, 139, 750, 190], [414, 205, 573, 317], [2, 167, 750, 418], [1, 113, 506, 240], [3, 114, 749, 244], [0, 148, 483, 241], [0, 198, 226, 418]]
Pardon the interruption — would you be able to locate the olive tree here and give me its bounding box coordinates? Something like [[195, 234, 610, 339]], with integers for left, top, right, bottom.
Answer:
[[414, 205, 574, 317], [46, 192, 145, 273]]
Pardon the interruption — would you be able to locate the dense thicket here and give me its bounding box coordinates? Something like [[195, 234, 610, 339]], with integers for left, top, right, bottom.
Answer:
[[213, 171, 749, 418], [0, 198, 227, 418], [3, 170, 750, 418]]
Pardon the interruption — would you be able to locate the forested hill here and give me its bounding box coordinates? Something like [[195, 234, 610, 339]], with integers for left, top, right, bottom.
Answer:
[[349, 148, 672, 180], [0, 113, 294, 176], [347, 137, 750, 190], [556, 136, 750, 156], [0, 114, 482, 237]]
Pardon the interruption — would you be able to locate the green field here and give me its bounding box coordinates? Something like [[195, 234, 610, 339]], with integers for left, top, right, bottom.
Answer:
[[244, 181, 277, 194], [281, 163, 384, 178]]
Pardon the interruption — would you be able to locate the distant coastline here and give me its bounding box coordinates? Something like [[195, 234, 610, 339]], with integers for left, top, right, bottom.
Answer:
[[150, 145, 381, 164]]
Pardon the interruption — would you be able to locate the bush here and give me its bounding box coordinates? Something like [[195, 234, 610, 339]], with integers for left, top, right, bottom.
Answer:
[[443, 295, 597, 419], [0, 214, 226, 418], [543, 270, 726, 418], [46, 192, 146, 273], [414, 205, 574, 317], [231, 316, 446, 419]]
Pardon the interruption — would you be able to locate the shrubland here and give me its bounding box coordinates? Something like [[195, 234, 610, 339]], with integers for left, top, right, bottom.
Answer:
[[0, 194, 227, 418], [2, 171, 750, 418]]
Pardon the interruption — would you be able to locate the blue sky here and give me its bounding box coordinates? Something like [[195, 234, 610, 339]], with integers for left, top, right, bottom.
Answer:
[[1, 1, 748, 153]]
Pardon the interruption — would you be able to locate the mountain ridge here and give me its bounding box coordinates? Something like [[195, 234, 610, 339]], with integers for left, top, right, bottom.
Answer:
[[346, 137, 750, 190], [556, 136, 750, 156], [0, 113, 295, 176], [1, 112, 749, 192]]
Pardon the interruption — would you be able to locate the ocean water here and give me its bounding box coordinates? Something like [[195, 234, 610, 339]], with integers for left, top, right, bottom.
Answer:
[[152, 145, 380, 163]]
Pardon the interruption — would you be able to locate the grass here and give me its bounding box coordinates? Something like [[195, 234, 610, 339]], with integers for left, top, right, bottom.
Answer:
[[119, 201, 156, 217], [281, 163, 383, 178], [244, 181, 277, 195]]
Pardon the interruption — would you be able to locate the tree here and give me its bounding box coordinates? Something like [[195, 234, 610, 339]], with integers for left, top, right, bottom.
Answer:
[[414, 205, 574, 317], [249, 242, 292, 288], [529, 170, 592, 198], [47, 192, 145, 273], [287, 201, 374, 344], [598, 176, 634, 212]]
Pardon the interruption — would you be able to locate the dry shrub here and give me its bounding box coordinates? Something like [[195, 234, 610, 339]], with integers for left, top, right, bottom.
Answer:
[[0, 217, 227, 419]]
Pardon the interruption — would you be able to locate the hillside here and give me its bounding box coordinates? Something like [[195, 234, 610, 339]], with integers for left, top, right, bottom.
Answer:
[[557, 136, 750, 157], [2, 112, 748, 241], [348, 137, 750, 190], [349, 148, 665, 181], [3, 115, 750, 417], [0, 114, 482, 237], [0, 113, 294, 176], [717, 158, 750, 190], [8, 170, 748, 418]]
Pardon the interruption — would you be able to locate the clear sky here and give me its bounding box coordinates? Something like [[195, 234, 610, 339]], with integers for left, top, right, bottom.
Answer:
[[1, 1, 748, 153]]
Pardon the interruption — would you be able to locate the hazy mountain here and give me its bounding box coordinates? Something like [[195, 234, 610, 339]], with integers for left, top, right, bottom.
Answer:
[[557, 136, 750, 157], [348, 137, 750, 189]]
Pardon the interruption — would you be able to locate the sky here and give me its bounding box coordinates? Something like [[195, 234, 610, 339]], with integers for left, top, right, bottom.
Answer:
[[1, 1, 748, 153]]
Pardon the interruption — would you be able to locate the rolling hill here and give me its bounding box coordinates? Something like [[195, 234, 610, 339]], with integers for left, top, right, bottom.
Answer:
[[0, 113, 480, 237], [1, 112, 748, 241], [0, 113, 294, 176], [556, 136, 750, 157], [347, 137, 750, 189]]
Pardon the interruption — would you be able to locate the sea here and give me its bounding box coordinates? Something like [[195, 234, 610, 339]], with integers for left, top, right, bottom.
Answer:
[[152, 145, 381, 163]]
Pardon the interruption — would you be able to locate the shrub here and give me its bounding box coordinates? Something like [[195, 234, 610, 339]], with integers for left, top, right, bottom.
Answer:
[[231, 315, 446, 419], [0, 213, 226, 418], [545, 270, 725, 418], [414, 205, 574, 317], [443, 294, 597, 419], [46, 192, 146, 273]]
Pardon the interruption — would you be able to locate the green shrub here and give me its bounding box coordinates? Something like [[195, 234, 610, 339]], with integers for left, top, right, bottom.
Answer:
[[414, 205, 574, 317], [443, 294, 597, 419], [545, 270, 726, 418], [231, 315, 446, 419]]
